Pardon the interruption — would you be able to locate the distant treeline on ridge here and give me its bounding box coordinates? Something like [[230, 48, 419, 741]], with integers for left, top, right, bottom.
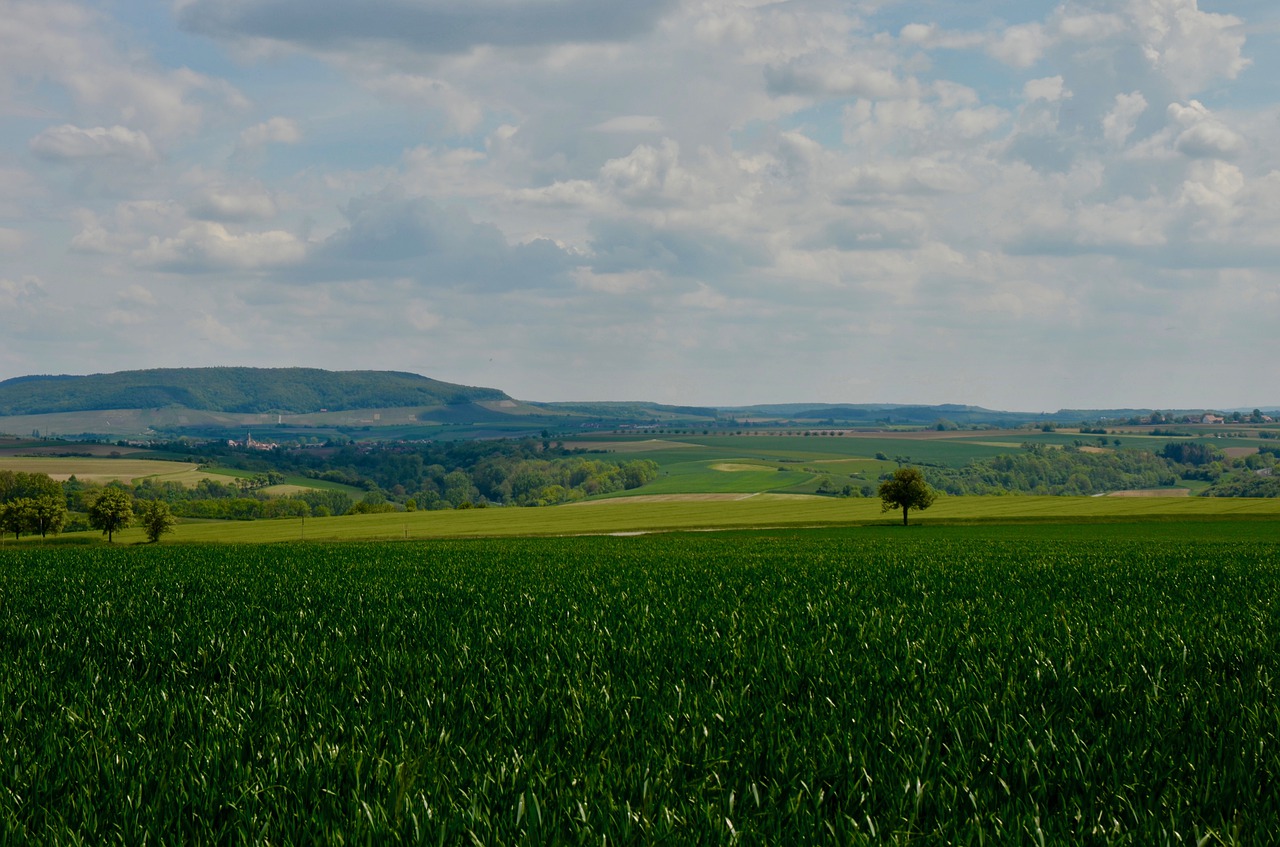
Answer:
[[0, 368, 508, 417]]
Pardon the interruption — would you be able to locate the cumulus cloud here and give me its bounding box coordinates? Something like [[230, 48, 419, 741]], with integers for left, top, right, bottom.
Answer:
[[987, 23, 1050, 68], [29, 125, 158, 162], [310, 188, 577, 290], [1129, 0, 1249, 96], [1, 2, 246, 140], [1023, 76, 1070, 103], [1103, 91, 1149, 145], [136, 222, 307, 272], [3, 0, 1279, 408], [364, 75, 484, 134], [0, 276, 47, 312], [238, 117, 301, 148], [190, 185, 279, 222], [764, 57, 910, 99], [1169, 101, 1245, 159], [176, 0, 678, 52]]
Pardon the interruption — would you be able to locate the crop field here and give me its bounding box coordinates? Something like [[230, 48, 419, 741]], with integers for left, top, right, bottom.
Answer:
[[0, 456, 220, 486], [21, 493, 1280, 545], [3, 529, 1278, 844]]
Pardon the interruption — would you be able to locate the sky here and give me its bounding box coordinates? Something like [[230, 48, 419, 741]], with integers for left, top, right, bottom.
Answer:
[[1, 0, 1278, 411]]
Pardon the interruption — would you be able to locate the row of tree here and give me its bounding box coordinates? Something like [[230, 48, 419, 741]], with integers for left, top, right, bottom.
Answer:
[[0, 479, 174, 542]]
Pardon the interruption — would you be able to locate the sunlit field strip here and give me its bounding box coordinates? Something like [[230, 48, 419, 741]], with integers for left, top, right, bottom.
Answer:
[[40, 495, 1280, 544]]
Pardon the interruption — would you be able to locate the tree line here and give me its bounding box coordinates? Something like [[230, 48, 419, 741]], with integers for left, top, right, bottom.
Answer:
[[913, 442, 1278, 496]]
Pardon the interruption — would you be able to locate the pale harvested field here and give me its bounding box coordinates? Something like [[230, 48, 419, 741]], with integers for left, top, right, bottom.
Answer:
[[259, 484, 315, 496], [0, 457, 220, 485], [1222, 447, 1259, 458], [711, 462, 773, 472], [1106, 489, 1192, 498]]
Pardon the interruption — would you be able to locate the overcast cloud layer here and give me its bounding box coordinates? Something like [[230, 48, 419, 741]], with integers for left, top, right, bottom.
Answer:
[[2, 0, 1278, 410]]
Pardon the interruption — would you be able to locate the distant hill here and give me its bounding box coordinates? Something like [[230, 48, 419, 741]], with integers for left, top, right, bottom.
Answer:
[[0, 368, 509, 416], [533, 401, 720, 421]]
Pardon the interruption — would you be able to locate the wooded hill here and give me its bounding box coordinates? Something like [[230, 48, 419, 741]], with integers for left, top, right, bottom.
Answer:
[[0, 368, 509, 416]]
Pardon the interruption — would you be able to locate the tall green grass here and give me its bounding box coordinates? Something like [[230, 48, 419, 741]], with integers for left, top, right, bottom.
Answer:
[[3, 533, 1279, 843]]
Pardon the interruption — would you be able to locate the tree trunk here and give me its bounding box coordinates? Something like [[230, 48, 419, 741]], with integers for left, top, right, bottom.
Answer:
[[902, 505, 909, 526]]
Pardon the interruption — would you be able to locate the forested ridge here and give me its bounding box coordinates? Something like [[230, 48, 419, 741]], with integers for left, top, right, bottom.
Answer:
[[0, 368, 508, 416]]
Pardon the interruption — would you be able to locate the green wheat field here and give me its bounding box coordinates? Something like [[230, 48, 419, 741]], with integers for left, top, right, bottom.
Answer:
[[3, 522, 1278, 844]]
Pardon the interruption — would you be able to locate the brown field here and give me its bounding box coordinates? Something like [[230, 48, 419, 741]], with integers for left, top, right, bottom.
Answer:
[[1222, 447, 1259, 458]]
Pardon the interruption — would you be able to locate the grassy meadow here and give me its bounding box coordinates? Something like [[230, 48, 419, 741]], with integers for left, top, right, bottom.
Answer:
[[4, 528, 1279, 844], [16, 492, 1277, 545]]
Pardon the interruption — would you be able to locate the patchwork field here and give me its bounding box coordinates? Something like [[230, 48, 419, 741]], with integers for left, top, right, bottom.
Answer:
[[4, 528, 1278, 843]]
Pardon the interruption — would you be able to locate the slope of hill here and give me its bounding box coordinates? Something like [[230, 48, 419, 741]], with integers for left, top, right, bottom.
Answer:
[[0, 368, 508, 416]]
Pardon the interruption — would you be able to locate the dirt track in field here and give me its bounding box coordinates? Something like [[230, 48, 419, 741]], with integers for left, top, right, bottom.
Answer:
[[1106, 489, 1192, 498]]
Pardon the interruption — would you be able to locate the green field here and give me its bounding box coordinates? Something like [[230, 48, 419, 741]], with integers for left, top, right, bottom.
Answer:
[[570, 431, 1273, 500], [25, 492, 1270, 545], [4, 529, 1278, 843]]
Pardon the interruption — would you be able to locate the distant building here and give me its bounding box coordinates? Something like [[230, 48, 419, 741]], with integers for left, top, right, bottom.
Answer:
[[228, 432, 278, 450]]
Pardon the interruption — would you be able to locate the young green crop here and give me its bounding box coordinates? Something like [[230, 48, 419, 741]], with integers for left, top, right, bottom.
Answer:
[[2, 531, 1278, 843]]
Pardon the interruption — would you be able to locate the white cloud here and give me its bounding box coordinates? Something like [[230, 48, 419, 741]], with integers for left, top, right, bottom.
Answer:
[[405, 301, 443, 331], [136, 222, 307, 272], [1169, 101, 1244, 159], [29, 125, 158, 162], [1023, 76, 1069, 103], [238, 117, 302, 148], [364, 75, 484, 134], [190, 187, 279, 222], [0, 228, 29, 252], [187, 312, 247, 348], [121, 284, 157, 306], [1103, 91, 1149, 146], [176, 0, 679, 52], [591, 115, 665, 134], [987, 23, 1050, 68], [0, 2, 246, 140], [1128, 0, 1249, 96], [1, 0, 1278, 409]]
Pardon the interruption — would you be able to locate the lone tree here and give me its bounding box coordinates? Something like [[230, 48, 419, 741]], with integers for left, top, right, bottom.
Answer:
[[878, 467, 937, 526], [139, 500, 176, 543], [88, 487, 134, 542]]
